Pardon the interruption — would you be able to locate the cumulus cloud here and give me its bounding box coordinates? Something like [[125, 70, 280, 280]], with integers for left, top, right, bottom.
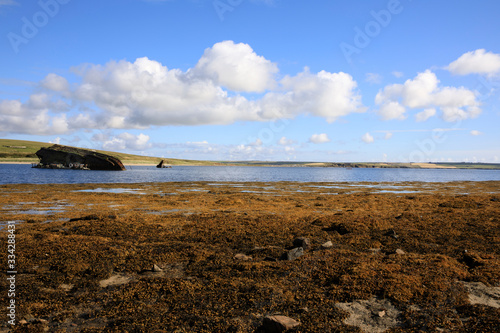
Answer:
[[0, 95, 70, 135], [375, 70, 481, 122], [278, 68, 365, 122], [42, 74, 70, 94], [470, 130, 482, 136], [192, 40, 278, 93], [309, 133, 330, 144], [447, 49, 500, 77], [415, 108, 436, 122], [362, 132, 374, 144], [101, 133, 151, 151], [378, 101, 406, 120], [0, 41, 366, 135]]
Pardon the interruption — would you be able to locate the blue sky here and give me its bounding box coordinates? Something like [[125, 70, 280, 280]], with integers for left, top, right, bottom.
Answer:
[[1, 0, 499, 162]]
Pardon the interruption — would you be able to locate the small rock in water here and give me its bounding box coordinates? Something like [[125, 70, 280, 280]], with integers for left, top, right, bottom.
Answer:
[[293, 237, 311, 250], [281, 247, 304, 261], [262, 315, 300, 332], [395, 249, 405, 255], [321, 241, 333, 249], [234, 253, 253, 261], [152, 264, 163, 272]]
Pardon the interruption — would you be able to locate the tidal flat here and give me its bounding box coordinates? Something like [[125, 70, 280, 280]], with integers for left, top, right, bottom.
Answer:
[[1, 181, 499, 332]]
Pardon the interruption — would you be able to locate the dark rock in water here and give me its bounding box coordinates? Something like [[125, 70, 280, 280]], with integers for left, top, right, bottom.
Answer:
[[157, 159, 171, 168], [293, 237, 311, 250], [281, 247, 304, 261], [35, 145, 126, 171]]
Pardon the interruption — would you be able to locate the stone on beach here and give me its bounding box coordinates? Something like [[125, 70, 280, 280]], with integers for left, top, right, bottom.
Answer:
[[262, 315, 300, 332], [234, 253, 253, 261], [293, 237, 310, 250], [281, 247, 304, 261], [320, 240, 333, 249]]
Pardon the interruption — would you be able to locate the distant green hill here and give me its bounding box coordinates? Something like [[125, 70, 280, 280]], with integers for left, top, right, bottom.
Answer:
[[1, 138, 500, 169]]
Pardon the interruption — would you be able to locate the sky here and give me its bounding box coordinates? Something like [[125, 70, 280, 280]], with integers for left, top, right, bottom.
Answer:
[[1, 0, 499, 163]]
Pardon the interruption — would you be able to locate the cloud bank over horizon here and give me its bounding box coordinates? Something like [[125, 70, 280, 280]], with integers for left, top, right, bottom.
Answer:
[[0, 41, 367, 136], [3, 42, 494, 138]]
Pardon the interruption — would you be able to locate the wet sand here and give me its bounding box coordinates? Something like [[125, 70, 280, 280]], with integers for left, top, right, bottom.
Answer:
[[1, 181, 499, 332]]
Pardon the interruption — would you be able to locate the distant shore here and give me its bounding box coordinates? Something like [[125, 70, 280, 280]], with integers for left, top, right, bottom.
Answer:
[[2, 160, 500, 170]]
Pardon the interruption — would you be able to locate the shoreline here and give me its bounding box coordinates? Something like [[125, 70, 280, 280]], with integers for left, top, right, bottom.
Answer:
[[2, 160, 500, 170]]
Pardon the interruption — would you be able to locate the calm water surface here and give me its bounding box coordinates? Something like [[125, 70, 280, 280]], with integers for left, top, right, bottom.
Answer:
[[1, 164, 500, 184]]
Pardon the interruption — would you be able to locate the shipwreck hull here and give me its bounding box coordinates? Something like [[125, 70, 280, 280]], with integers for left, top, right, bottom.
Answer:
[[35, 145, 126, 171]]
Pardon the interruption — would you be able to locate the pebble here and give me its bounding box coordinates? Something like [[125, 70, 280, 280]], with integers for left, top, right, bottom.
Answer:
[[262, 315, 300, 332], [281, 247, 304, 261], [395, 249, 405, 255], [383, 229, 399, 239], [293, 237, 311, 250], [320, 241, 333, 249], [234, 253, 253, 261], [152, 264, 163, 272]]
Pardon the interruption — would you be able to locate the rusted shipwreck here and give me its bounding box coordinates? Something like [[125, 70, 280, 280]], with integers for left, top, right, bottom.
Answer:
[[32, 145, 126, 171]]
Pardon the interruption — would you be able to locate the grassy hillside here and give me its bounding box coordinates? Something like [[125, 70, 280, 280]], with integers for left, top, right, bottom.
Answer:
[[0, 139, 218, 166], [1, 139, 500, 169]]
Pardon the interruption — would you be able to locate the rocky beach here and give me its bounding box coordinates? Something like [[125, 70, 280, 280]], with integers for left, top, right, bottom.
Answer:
[[1, 181, 499, 332]]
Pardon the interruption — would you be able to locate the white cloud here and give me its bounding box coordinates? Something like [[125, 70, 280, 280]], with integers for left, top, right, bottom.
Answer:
[[192, 40, 278, 93], [365, 73, 382, 84], [49, 137, 61, 144], [384, 132, 393, 140], [278, 68, 365, 122], [0, 41, 365, 134], [415, 108, 436, 122], [309, 133, 330, 144], [375, 70, 481, 122], [378, 101, 406, 120], [278, 136, 295, 145], [42, 74, 70, 94], [470, 130, 482, 136], [248, 138, 263, 146], [0, 96, 70, 135], [447, 49, 500, 77], [392, 71, 404, 78], [101, 133, 151, 151], [362, 132, 374, 144]]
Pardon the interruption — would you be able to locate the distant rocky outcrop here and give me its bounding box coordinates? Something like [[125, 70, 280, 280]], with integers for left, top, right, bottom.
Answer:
[[156, 160, 171, 168], [34, 145, 126, 171]]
